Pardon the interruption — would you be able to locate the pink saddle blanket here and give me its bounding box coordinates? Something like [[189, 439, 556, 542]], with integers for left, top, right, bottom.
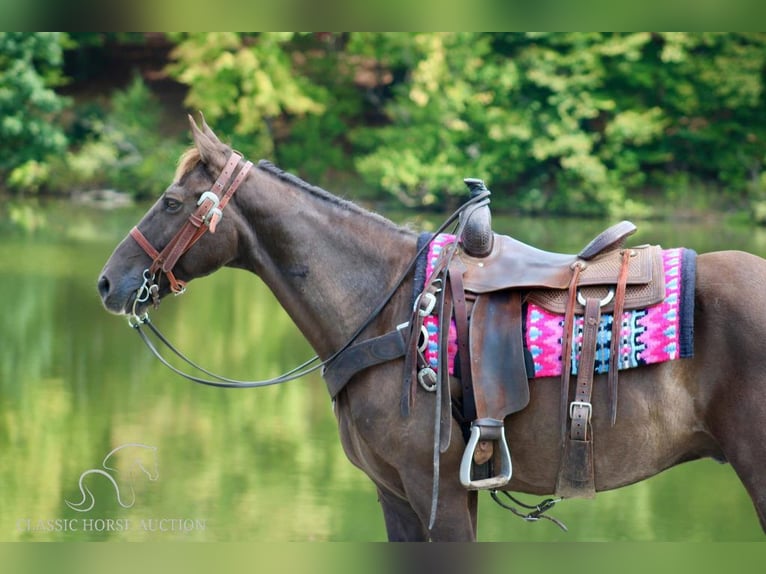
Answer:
[[419, 234, 695, 378]]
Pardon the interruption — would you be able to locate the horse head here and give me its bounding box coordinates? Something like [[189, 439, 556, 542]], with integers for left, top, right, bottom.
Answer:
[[97, 115, 250, 317]]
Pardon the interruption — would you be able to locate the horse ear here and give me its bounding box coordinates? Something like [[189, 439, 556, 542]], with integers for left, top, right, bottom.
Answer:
[[188, 113, 228, 172], [199, 112, 220, 143]]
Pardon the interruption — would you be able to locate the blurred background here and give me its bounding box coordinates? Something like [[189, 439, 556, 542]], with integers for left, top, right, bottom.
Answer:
[[2, 32, 766, 541], [3, 32, 766, 218]]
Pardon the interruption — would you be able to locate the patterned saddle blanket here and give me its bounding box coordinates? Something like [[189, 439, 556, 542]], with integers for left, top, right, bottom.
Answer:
[[414, 233, 696, 379]]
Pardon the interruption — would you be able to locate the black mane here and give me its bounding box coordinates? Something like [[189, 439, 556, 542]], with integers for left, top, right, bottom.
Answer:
[[255, 160, 413, 236], [257, 160, 332, 199]]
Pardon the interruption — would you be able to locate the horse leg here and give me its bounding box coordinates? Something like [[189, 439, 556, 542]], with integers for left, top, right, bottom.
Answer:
[[697, 251, 766, 532], [427, 480, 479, 541], [706, 361, 766, 531], [337, 365, 479, 541], [384, 461, 478, 542], [708, 384, 766, 532], [376, 481, 478, 542], [726, 447, 766, 532], [376, 486, 429, 541]]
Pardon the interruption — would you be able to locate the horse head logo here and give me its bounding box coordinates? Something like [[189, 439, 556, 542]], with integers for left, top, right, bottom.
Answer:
[[65, 443, 159, 513]]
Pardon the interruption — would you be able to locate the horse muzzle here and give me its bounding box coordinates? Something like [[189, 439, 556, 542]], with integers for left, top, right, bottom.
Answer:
[[97, 270, 151, 316]]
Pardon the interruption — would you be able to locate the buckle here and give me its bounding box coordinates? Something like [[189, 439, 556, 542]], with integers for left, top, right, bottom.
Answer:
[[416, 291, 437, 316], [415, 278, 442, 317], [127, 313, 149, 328], [197, 191, 220, 209], [204, 207, 223, 225], [569, 400, 592, 422], [417, 367, 437, 392]]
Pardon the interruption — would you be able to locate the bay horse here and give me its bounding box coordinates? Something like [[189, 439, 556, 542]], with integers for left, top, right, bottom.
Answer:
[[97, 115, 766, 541]]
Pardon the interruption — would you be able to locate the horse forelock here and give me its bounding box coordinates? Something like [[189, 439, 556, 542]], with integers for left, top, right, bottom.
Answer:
[[174, 148, 202, 182]]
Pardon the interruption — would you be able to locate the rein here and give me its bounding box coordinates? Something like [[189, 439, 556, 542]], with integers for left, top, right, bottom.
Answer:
[[127, 154, 491, 389]]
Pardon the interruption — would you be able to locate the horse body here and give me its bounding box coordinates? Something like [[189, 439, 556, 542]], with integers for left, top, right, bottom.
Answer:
[[98, 116, 766, 541]]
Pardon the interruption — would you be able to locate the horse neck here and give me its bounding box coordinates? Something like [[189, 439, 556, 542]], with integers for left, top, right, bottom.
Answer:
[[232, 168, 417, 358]]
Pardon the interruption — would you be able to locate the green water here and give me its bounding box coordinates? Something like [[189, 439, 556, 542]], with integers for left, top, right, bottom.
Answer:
[[1, 200, 764, 541]]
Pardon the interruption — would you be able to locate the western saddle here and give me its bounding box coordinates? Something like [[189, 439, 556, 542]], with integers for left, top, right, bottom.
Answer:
[[323, 179, 666, 500]]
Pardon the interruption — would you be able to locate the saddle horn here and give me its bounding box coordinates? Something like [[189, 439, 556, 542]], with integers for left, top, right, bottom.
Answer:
[[460, 178, 494, 258]]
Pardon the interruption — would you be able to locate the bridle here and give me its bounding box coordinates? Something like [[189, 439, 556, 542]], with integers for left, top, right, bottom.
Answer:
[[129, 152, 253, 306], [125, 150, 491, 389], [126, 150, 324, 388]]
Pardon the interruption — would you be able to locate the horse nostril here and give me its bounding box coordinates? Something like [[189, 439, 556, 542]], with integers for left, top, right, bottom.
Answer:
[[97, 275, 111, 299]]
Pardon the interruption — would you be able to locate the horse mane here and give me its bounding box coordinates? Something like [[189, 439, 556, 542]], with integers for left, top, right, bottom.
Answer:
[[256, 160, 407, 231], [174, 149, 407, 233], [256, 160, 350, 208], [174, 150, 345, 208]]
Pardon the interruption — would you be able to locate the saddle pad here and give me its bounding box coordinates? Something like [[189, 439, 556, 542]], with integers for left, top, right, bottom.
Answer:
[[526, 247, 696, 377], [415, 234, 695, 378]]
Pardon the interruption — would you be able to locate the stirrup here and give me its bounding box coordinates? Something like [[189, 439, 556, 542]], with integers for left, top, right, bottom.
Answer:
[[459, 418, 512, 490]]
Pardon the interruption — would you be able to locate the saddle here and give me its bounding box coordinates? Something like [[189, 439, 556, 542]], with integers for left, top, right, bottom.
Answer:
[[321, 180, 667, 501], [409, 183, 666, 497]]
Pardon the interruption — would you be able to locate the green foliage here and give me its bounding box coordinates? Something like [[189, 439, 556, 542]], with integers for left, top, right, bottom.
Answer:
[[0, 33, 70, 193], [56, 76, 186, 198], [350, 33, 502, 207], [349, 32, 766, 216], [274, 34, 365, 185], [168, 33, 327, 160], [5, 32, 766, 219]]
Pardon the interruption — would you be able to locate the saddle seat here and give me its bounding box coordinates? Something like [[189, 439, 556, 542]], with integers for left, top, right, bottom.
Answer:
[[460, 220, 639, 291], [458, 221, 664, 315]]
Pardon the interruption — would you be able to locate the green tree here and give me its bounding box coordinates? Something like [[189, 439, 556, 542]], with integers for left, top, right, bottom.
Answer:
[[55, 75, 187, 199], [350, 32, 766, 215], [0, 32, 70, 193], [349, 32, 634, 213], [32, 32, 761, 216], [167, 33, 327, 160]]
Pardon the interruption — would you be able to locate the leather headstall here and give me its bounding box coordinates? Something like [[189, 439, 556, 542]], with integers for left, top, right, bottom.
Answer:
[[130, 152, 253, 297]]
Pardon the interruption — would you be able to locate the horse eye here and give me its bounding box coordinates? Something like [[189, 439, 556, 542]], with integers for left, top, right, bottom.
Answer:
[[163, 197, 182, 212]]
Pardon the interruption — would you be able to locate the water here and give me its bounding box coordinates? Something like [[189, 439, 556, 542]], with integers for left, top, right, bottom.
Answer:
[[1, 199, 764, 541]]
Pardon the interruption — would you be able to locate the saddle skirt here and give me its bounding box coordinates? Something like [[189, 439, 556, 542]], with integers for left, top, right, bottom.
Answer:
[[418, 234, 696, 379]]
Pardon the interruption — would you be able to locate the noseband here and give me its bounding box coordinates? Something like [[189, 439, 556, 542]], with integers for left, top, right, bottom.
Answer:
[[129, 152, 253, 304]]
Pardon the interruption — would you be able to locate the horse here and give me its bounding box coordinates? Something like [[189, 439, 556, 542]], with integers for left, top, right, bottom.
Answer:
[[97, 115, 766, 541], [66, 443, 159, 512]]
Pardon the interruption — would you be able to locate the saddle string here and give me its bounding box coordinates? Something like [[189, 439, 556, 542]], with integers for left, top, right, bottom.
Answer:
[[130, 189, 492, 389], [489, 490, 568, 532]]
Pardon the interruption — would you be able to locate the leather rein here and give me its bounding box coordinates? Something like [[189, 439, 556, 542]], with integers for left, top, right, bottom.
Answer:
[[127, 150, 491, 390]]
